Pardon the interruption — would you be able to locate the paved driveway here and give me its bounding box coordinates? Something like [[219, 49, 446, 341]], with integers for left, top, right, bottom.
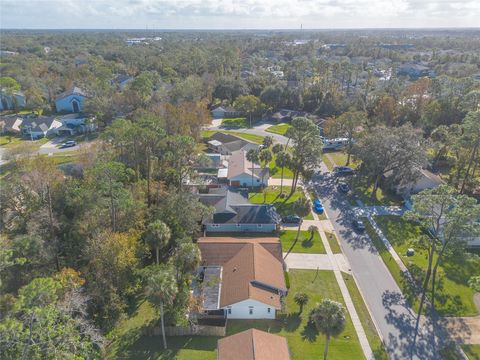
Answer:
[[38, 137, 82, 154], [283, 253, 333, 270]]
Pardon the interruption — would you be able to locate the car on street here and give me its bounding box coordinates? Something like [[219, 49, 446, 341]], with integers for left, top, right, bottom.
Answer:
[[334, 166, 355, 176], [282, 215, 301, 224], [59, 140, 77, 149], [313, 198, 324, 214], [338, 182, 350, 193], [352, 219, 366, 232]]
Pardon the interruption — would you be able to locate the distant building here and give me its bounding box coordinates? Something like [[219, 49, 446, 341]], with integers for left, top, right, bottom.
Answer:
[[0, 114, 23, 134], [55, 87, 87, 113], [55, 114, 95, 136], [111, 74, 134, 89], [217, 328, 291, 360], [397, 63, 434, 79], [20, 116, 62, 139], [0, 91, 26, 111], [211, 106, 241, 119], [379, 44, 415, 50], [207, 132, 259, 155]]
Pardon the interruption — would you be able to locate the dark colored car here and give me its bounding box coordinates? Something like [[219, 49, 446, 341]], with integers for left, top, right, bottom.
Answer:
[[334, 166, 355, 176], [59, 140, 77, 149], [282, 215, 301, 224], [352, 219, 366, 232], [338, 183, 350, 193], [313, 198, 324, 214]]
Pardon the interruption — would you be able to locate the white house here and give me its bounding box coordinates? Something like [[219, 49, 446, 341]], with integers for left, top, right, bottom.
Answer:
[[227, 150, 269, 187], [21, 116, 62, 139], [396, 169, 445, 197], [55, 87, 87, 113], [211, 106, 241, 119], [196, 237, 286, 320]]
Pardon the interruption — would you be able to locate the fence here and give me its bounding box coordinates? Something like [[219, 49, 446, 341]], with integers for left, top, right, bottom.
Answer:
[[145, 324, 226, 337]]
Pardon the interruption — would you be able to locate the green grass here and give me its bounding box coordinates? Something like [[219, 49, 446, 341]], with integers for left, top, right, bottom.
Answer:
[[221, 117, 248, 128], [0, 135, 24, 147], [201, 130, 264, 144], [375, 216, 480, 317], [348, 178, 403, 206], [326, 151, 360, 169], [463, 345, 480, 360], [248, 186, 306, 217], [227, 270, 365, 360], [107, 301, 217, 360], [322, 153, 334, 171], [280, 230, 326, 254], [326, 232, 342, 254], [342, 273, 388, 360], [269, 153, 294, 179], [266, 123, 291, 135]]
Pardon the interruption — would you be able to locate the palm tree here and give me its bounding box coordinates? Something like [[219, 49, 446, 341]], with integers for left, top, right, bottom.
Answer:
[[276, 151, 291, 195], [284, 197, 311, 260], [262, 135, 274, 148], [246, 148, 260, 188], [308, 225, 318, 241], [145, 220, 171, 264], [145, 265, 178, 350], [294, 292, 309, 313], [310, 299, 346, 360]]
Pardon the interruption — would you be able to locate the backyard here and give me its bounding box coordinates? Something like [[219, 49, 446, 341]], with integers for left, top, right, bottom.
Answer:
[[279, 230, 326, 254], [248, 186, 313, 220], [266, 123, 291, 135], [375, 216, 480, 316], [221, 117, 248, 128]]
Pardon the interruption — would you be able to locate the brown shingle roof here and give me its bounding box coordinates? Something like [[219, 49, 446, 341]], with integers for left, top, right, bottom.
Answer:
[[199, 238, 286, 309], [217, 328, 291, 360], [227, 150, 268, 179]]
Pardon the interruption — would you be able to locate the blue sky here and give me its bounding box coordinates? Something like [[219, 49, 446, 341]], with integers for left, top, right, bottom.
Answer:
[[1, 0, 479, 29]]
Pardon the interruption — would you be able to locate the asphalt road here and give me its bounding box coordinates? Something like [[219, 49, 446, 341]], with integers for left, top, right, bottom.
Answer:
[[37, 137, 82, 154], [313, 166, 439, 360]]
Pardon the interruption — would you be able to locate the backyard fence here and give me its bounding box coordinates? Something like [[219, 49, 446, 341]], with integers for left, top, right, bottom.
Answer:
[[145, 324, 226, 337]]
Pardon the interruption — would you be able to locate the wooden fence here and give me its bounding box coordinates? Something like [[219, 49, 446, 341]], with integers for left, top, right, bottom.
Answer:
[[145, 324, 226, 337]]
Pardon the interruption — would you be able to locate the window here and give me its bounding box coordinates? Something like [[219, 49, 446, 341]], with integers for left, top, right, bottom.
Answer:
[[267, 308, 271, 313], [257, 224, 262, 228], [227, 308, 232, 314], [236, 224, 241, 227], [256, 179, 260, 182], [249, 307, 253, 315]]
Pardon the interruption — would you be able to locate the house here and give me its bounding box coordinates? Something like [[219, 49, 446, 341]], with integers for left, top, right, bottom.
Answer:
[[55, 114, 95, 136], [211, 106, 242, 119], [196, 237, 287, 320], [207, 132, 259, 155], [20, 116, 62, 139], [55, 87, 87, 113], [0, 114, 23, 134], [111, 74, 134, 89], [397, 64, 433, 79], [395, 169, 445, 197], [227, 150, 269, 188], [0, 91, 26, 111], [217, 328, 291, 360], [198, 188, 280, 233]]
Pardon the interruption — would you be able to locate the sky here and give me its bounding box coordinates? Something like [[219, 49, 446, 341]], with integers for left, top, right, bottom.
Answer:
[[1, 0, 479, 29]]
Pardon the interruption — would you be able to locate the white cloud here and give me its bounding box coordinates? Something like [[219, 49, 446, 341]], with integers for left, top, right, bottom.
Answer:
[[0, 0, 478, 28]]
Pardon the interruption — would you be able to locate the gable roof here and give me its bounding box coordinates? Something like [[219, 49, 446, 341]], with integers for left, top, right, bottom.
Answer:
[[55, 87, 86, 101], [227, 150, 268, 180], [209, 132, 244, 144], [212, 106, 239, 113], [199, 239, 286, 309], [217, 328, 291, 360], [0, 115, 23, 132], [21, 116, 58, 133]]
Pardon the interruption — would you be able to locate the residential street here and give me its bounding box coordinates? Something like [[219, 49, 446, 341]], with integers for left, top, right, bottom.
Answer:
[[313, 164, 440, 360]]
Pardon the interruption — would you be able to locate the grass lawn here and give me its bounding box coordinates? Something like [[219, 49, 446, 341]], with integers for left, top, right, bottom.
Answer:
[[375, 216, 480, 316], [463, 345, 480, 360], [322, 153, 335, 171], [248, 186, 307, 218], [348, 178, 403, 206], [227, 270, 365, 360], [279, 230, 326, 254], [106, 301, 217, 360], [342, 273, 388, 360], [269, 153, 294, 179], [201, 130, 264, 144], [326, 232, 342, 254], [326, 151, 360, 169], [266, 123, 291, 135], [0, 135, 24, 147], [221, 117, 248, 128]]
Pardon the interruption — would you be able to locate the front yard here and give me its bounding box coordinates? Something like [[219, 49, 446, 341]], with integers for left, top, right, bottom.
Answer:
[[269, 153, 294, 179], [266, 123, 291, 135], [248, 186, 313, 220], [221, 117, 248, 128], [375, 216, 480, 316], [347, 177, 403, 207], [279, 230, 326, 254]]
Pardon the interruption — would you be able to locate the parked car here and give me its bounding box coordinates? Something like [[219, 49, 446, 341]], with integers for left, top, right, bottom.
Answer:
[[334, 166, 355, 176], [313, 198, 324, 214], [282, 215, 301, 224], [338, 183, 350, 193], [59, 140, 77, 149], [352, 219, 366, 232]]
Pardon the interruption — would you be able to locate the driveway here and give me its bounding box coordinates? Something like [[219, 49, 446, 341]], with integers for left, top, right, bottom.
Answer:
[[313, 164, 441, 359], [38, 137, 82, 154], [283, 253, 333, 270]]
